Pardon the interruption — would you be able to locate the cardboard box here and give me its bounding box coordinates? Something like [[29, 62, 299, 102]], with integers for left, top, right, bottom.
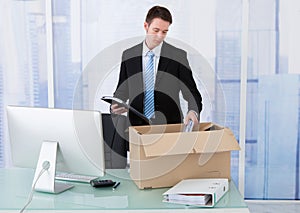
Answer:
[[129, 122, 240, 189]]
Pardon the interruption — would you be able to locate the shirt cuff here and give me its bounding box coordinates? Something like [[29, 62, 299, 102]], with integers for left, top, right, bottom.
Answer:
[[189, 110, 199, 119]]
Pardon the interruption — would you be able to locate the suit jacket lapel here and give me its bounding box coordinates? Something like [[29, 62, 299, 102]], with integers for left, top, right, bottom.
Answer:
[[127, 43, 144, 111], [127, 43, 143, 86], [156, 42, 170, 86], [127, 42, 143, 75]]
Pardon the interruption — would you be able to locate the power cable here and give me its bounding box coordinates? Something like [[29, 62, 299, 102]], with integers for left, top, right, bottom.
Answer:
[[19, 161, 50, 213]]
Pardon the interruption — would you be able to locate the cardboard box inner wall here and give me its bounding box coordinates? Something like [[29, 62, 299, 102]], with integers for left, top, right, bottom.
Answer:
[[129, 122, 240, 189]]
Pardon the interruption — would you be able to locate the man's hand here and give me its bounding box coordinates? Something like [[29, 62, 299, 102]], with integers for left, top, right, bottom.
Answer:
[[110, 104, 128, 115], [184, 110, 199, 125]]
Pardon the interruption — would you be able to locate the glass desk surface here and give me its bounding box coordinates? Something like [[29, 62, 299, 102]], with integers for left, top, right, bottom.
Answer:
[[0, 168, 249, 212]]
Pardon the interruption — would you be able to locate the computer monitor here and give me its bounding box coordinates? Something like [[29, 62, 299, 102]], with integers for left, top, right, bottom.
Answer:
[[6, 106, 105, 193]]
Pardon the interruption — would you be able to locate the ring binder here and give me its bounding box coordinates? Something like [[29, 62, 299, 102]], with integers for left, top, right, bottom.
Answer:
[[101, 96, 152, 125]]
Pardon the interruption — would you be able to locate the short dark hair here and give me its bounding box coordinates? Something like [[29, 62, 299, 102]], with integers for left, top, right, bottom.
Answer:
[[145, 6, 172, 25]]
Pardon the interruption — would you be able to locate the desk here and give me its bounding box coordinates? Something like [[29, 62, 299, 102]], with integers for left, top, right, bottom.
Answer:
[[0, 168, 249, 212]]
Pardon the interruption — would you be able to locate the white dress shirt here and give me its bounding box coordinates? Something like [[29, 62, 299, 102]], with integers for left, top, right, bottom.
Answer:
[[142, 41, 162, 83]]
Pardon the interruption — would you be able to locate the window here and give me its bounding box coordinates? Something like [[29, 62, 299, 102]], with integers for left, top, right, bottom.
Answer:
[[0, 0, 48, 166]]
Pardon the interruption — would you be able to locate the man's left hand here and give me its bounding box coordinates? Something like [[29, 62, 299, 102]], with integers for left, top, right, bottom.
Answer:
[[184, 110, 199, 125]]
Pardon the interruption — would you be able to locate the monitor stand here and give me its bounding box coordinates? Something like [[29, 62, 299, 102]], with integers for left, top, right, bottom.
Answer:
[[33, 141, 74, 194]]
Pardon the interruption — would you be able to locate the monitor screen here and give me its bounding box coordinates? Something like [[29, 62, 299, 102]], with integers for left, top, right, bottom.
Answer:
[[6, 106, 105, 178]]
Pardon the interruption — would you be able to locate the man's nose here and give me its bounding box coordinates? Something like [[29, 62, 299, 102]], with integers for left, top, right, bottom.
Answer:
[[157, 31, 165, 39]]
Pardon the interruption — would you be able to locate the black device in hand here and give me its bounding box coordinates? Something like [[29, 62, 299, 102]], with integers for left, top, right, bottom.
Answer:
[[101, 96, 151, 125], [90, 179, 116, 188]]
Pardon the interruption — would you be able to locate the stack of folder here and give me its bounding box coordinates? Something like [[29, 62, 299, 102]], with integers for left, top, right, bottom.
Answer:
[[163, 178, 228, 207]]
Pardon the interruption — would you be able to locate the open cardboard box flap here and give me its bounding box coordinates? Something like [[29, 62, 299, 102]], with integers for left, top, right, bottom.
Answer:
[[131, 122, 240, 157]]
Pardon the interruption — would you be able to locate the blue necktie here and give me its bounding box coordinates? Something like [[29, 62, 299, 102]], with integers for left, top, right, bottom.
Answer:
[[144, 51, 155, 119]]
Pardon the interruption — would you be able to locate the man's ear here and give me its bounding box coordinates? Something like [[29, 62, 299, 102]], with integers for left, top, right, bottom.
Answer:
[[144, 22, 149, 31]]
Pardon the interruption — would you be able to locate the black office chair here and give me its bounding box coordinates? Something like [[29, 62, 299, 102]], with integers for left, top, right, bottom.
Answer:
[[101, 113, 129, 169]]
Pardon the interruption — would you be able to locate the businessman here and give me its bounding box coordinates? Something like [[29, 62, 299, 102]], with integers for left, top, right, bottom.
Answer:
[[111, 5, 202, 126]]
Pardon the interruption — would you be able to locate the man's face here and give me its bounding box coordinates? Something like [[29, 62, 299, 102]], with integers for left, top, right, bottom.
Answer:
[[144, 18, 170, 49]]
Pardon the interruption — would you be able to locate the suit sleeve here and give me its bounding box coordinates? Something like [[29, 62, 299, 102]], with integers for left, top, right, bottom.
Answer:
[[179, 51, 202, 116], [113, 53, 129, 102]]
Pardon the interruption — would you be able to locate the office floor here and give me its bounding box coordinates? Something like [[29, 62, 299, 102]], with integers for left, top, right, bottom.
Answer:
[[245, 200, 300, 213]]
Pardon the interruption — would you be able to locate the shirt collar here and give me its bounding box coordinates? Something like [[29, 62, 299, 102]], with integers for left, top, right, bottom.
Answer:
[[143, 40, 162, 57]]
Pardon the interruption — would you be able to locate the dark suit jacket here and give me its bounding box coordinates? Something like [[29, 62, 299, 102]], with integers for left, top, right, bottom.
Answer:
[[114, 41, 202, 126]]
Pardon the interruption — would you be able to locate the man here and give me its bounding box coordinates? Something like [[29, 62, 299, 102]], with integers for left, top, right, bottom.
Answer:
[[111, 5, 202, 126]]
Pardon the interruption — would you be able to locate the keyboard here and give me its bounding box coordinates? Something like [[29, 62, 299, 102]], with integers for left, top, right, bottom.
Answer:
[[55, 172, 99, 183]]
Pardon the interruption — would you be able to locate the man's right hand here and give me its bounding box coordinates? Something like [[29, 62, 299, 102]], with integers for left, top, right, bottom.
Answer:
[[110, 103, 128, 115]]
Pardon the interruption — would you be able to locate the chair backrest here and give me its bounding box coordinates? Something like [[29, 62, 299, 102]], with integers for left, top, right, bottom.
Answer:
[[101, 114, 129, 169]]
